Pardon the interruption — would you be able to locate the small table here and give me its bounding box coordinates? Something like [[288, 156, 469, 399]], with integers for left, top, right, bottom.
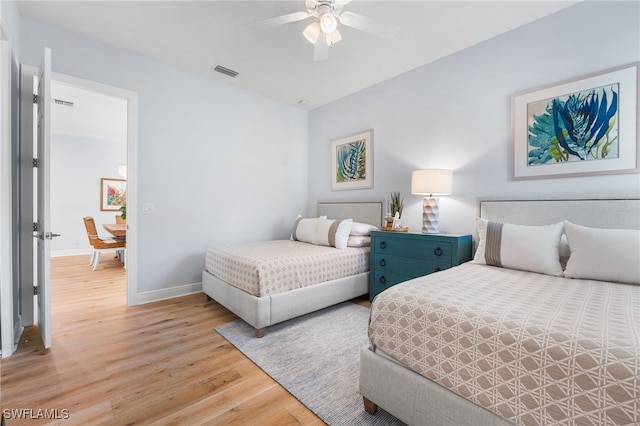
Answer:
[[103, 223, 126, 238]]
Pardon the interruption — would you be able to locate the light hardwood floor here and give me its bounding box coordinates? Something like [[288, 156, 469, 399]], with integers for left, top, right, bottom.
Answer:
[[1, 255, 369, 425]]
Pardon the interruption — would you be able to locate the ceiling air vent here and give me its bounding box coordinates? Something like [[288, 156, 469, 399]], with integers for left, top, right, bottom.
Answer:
[[213, 65, 239, 78], [53, 98, 74, 107]]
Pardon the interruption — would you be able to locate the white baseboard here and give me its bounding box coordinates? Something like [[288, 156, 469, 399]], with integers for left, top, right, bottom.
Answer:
[[52, 248, 92, 257], [135, 282, 203, 305]]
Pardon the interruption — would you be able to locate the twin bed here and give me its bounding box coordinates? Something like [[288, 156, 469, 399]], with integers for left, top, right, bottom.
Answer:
[[203, 196, 639, 425], [202, 201, 383, 337]]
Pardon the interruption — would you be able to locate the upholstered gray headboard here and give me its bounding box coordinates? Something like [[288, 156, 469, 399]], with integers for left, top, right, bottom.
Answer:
[[478, 196, 640, 230], [317, 201, 384, 227]]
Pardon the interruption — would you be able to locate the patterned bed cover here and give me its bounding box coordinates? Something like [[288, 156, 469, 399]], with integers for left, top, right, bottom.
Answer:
[[369, 263, 640, 425], [205, 240, 369, 297]]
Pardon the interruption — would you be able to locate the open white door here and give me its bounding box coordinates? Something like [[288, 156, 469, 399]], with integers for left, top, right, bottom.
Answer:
[[34, 48, 54, 348], [1, 29, 15, 357]]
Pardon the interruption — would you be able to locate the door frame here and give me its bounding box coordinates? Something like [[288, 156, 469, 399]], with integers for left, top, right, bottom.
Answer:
[[20, 68, 139, 315], [52, 72, 139, 307]]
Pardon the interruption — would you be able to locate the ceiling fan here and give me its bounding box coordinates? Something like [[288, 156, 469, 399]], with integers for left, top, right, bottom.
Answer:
[[252, 0, 400, 61]]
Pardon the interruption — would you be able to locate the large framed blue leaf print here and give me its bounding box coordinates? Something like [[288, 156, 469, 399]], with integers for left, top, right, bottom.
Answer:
[[331, 130, 373, 190], [512, 64, 638, 180]]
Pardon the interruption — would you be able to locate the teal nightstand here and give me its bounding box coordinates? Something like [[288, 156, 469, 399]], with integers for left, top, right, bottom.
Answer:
[[369, 231, 472, 301]]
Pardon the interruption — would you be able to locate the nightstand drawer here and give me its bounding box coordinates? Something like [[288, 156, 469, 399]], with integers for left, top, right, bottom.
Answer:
[[373, 237, 452, 261], [373, 253, 450, 276]]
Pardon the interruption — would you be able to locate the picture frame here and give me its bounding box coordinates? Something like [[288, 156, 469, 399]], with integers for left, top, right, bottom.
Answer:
[[512, 64, 639, 180], [100, 178, 127, 211], [331, 130, 373, 190]]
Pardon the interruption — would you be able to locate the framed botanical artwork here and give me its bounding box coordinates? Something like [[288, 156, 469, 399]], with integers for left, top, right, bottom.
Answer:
[[331, 130, 373, 190], [512, 64, 639, 180], [100, 178, 127, 211]]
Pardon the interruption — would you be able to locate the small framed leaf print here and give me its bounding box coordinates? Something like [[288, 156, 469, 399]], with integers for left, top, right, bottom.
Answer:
[[331, 130, 373, 190]]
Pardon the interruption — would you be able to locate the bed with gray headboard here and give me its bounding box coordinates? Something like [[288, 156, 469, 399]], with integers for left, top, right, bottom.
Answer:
[[203, 200, 383, 337], [360, 195, 640, 426]]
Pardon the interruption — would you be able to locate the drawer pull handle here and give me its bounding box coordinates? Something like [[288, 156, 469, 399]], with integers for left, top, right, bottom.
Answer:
[[434, 247, 443, 256], [379, 241, 387, 249], [379, 276, 386, 284], [379, 259, 386, 267], [434, 267, 442, 272]]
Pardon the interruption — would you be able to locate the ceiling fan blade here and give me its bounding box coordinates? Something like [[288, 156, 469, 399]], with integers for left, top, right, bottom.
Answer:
[[314, 35, 329, 62], [250, 11, 311, 30], [338, 11, 399, 40]]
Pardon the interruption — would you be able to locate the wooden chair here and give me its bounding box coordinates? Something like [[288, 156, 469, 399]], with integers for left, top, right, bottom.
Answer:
[[83, 216, 126, 270], [115, 215, 126, 224]]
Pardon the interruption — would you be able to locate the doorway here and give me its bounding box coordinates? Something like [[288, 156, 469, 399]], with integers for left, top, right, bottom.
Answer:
[[48, 73, 138, 307], [21, 68, 139, 335]]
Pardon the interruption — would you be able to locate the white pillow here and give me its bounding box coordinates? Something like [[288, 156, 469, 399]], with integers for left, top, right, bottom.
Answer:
[[347, 235, 371, 247], [316, 218, 353, 249], [474, 218, 564, 276], [350, 222, 379, 236], [292, 216, 324, 244], [564, 221, 640, 285]]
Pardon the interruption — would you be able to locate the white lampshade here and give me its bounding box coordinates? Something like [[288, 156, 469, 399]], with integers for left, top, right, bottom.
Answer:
[[319, 13, 338, 34], [303, 22, 321, 44], [304, 22, 342, 46], [411, 169, 453, 196]]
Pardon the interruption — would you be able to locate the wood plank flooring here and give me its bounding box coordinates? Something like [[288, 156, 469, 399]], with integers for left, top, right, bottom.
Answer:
[[1, 255, 370, 425]]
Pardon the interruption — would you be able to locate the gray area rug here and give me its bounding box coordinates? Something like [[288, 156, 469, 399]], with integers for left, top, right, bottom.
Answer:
[[215, 302, 405, 426]]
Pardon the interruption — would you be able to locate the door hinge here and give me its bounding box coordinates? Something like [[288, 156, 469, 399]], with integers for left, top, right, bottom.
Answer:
[[33, 158, 38, 168], [33, 94, 38, 104], [33, 286, 38, 295], [33, 222, 38, 232]]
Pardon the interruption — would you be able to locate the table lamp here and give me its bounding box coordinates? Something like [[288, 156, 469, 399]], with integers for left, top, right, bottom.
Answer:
[[411, 169, 453, 233]]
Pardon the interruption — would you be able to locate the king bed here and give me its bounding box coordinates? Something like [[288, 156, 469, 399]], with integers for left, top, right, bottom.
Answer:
[[203, 201, 383, 337], [360, 196, 640, 425]]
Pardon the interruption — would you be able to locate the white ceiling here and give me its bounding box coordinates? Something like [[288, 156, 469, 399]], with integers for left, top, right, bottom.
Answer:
[[51, 80, 128, 143], [18, 0, 579, 111]]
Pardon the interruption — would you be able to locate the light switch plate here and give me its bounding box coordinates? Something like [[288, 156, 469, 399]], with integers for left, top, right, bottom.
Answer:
[[142, 203, 155, 214]]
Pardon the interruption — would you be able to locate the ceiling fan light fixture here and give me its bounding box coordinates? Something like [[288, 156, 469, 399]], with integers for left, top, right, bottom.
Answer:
[[328, 29, 342, 46], [303, 22, 321, 44], [319, 12, 338, 34]]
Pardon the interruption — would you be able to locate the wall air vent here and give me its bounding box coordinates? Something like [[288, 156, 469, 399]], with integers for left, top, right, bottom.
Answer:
[[53, 98, 74, 107], [212, 65, 239, 78]]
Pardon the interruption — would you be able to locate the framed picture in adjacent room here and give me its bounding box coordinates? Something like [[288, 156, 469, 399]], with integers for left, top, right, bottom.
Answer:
[[100, 177, 127, 211]]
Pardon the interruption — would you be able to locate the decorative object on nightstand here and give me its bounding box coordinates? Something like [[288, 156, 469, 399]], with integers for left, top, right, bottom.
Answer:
[[411, 169, 453, 234], [369, 231, 472, 301], [383, 191, 406, 230]]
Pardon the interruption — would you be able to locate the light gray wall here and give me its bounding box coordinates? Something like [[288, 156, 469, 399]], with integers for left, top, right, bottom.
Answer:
[[0, 0, 21, 59], [308, 1, 640, 236], [21, 18, 309, 294], [50, 134, 127, 255]]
